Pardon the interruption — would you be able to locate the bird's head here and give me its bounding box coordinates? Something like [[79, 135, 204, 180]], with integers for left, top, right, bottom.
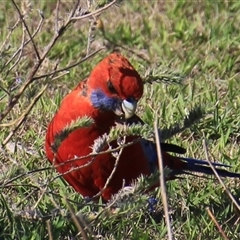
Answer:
[[88, 52, 144, 119]]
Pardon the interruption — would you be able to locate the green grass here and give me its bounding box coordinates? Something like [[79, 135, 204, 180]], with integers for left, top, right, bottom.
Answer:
[[1, 0, 240, 239]]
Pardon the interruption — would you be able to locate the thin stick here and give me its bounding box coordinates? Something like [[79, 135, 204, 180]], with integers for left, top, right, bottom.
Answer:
[[6, 18, 26, 74], [71, 0, 117, 20], [65, 197, 90, 240], [54, 0, 60, 34], [91, 136, 126, 200], [0, 18, 20, 54], [206, 207, 229, 240], [202, 138, 240, 213], [11, 0, 41, 60], [2, 85, 48, 145], [3, 11, 44, 71], [46, 220, 53, 240], [32, 47, 105, 81], [154, 120, 173, 240]]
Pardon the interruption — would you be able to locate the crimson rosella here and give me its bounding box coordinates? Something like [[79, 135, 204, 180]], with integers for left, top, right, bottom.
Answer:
[[45, 52, 240, 201]]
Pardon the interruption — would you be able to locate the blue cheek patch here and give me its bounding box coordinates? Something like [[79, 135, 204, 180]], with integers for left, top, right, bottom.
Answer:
[[90, 89, 120, 111]]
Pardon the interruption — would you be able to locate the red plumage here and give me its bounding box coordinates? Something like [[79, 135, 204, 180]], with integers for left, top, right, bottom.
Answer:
[[45, 52, 240, 201]]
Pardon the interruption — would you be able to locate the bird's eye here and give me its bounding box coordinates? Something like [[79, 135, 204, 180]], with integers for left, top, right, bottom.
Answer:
[[107, 80, 117, 94]]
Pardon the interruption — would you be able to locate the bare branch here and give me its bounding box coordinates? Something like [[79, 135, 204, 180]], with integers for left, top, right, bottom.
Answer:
[[6, 17, 26, 75], [154, 120, 173, 240], [206, 207, 230, 240], [3, 10, 44, 72], [0, 18, 20, 55], [202, 138, 240, 213], [11, 0, 41, 60], [65, 197, 90, 240], [2, 85, 48, 146], [54, 0, 61, 34], [91, 136, 126, 200], [71, 0, 117, 20], [32, 47, 105, 81]]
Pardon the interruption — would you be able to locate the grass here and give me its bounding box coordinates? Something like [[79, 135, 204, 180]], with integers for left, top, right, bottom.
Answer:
[[0, 0, 240, 239]]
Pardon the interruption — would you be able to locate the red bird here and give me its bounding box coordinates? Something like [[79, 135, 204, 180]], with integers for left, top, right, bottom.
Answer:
[[45, 52, 240, 201]]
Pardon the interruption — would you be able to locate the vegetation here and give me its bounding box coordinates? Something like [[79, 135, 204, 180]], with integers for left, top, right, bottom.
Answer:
[[0, 0, 240, 239]]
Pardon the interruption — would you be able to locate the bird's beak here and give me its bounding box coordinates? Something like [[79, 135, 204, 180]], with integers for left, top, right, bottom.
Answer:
[[113, 98, 137, 119], [121, 99, 137, 119]]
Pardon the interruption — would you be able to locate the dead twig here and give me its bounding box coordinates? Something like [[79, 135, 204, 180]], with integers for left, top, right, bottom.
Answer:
[[154, 120, 173, 240], [202, 138, 240, 213], [91, 136, 126, 200], [65, 197, 90, 240], [71, 0, 117, 21], [11, 0, 41, 60], [1, 84, 48, 145], [32, 47, 105, 81], [206, 207, 230, 240]]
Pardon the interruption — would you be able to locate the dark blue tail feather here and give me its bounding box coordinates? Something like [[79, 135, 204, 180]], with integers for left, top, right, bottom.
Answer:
[[179, 157, 240, 178]]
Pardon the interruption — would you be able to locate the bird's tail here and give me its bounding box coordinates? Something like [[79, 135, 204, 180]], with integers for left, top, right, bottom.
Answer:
[[175, 157, 240, 178]]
